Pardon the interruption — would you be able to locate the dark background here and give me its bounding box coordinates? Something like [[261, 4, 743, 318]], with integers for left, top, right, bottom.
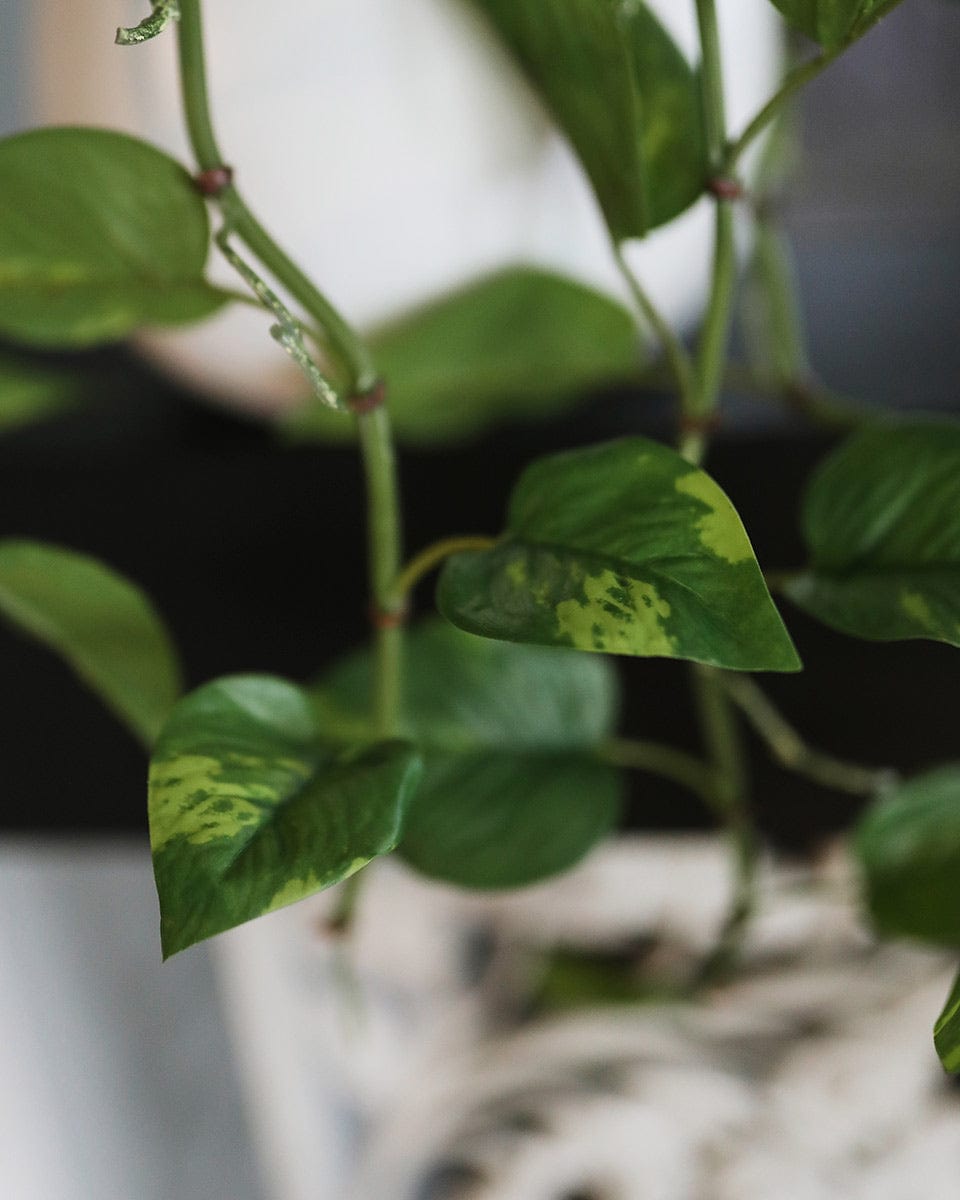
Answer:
[[0, 0, 958, 841]]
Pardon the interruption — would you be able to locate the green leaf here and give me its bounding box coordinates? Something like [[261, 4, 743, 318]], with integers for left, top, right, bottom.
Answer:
[[149, 675, 422, 957], [934, 969, 960, 1074], [0, 539, 182, 745], [786, 420, 960, 648], [283, 268, 642, 446], [769, 0, 904, 48], [314, 620, 622, 889], [437, 438, 800, 672], [465, 0, 706, 239], [856, 766, 960, 946], [0, 350, 88, 432], [0, 127, 229, 348]]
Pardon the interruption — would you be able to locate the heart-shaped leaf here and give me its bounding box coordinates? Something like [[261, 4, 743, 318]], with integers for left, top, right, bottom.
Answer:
[[0, 539, 181, 745], [786, 420, 960, 647], [856, 766, 960, 946], [466, 0, 706, 239], [437, 438, 800, 672], [283, 268, 642, 445], [769, 0, 904, 48], [0, 127, 230, 347], [149, 675, 422, 956], [314, 620, 622, 889]]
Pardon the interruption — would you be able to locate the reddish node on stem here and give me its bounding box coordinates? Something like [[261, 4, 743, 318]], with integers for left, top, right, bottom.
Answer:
[[707, 176, 745, 202], [368, 601, 409, 631], [348, 379, 387, 415], [195, 165, 234, 197], [679, 411, 723, 436]]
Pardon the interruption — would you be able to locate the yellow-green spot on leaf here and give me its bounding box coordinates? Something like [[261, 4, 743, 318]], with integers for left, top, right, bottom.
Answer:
[[675, 471, 753, 565], [555, 570, 675, 655], [506, 557, 529, 589], [265, 856, 369, 917], [149, 752, 311, 852]]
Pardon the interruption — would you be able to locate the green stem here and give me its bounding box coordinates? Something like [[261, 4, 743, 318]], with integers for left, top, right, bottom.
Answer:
[[393, 536, 497, 601], [692, 665, 757, 985], [683, 0, 737, 465], [599, 738, 718, 809], [725, 49, 841, 172], [721, 674, 894, 796], [751, 215, 810, 386], [683, 4, 757, 984], [358, 406, 405, 737], [610, 239, 696, 410], [696, 0, 728, 176], [176, 0, 404, 739], [176, 0, 376, 394]]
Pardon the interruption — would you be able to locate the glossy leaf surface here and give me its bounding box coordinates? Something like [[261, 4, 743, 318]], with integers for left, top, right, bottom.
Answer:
[[0, 539, 181, 745], [769, 0, 903, 47], [149, 676, 422, 956], [314, 620, 622, 888], [284, 268, 641, 445], [0, 127, 228, 347], [787, 421, 960, 647], [466, 0, 706, 238], [438, 439, 799, 671], [856, 766, 960, 945], [935, 969, 960, 1074]]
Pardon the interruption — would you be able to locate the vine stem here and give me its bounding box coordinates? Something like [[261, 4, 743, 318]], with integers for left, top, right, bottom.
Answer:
[[610, 239, 696, 410], [685, 0, 756, 982], [175, 0, 405, 738], [721, 674, 895, 796]]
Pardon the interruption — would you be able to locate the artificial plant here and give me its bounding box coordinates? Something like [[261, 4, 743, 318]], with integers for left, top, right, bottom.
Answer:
[[1, 0, 959, 1071]]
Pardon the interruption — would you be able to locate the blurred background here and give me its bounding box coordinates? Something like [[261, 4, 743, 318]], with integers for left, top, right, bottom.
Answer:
[[0, 1, 958, 1197]]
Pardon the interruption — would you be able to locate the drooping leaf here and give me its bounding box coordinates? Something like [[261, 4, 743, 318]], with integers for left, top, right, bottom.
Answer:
[[437, 438, 800, 671], [465, 0, 706, 239], [768, 0, 904, 48], [283, 268, 642, 445], [0, 127, 230, 348], [934, 968, 960, 1074], [786, 420, 960, 648], [313, 620, 622, 889], [0, 539, 182, 745], [149, 675, 422, 956], [856, 766, 960, 946]]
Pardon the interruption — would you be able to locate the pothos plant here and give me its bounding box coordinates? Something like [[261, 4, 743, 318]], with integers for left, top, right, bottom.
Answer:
[[2, 0, 960, 1069]]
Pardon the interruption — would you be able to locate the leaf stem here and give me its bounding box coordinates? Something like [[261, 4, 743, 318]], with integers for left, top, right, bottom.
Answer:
[[610, 239, 696, 410], [176, 0, 404, 738], [725, 49, 841, 172], [721, 674, 894, 796], [393, 536, 497, 601], [599, 737, 718, 808]]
